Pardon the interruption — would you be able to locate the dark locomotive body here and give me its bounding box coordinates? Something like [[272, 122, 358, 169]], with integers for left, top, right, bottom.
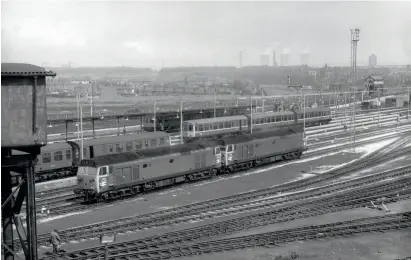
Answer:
[[75, 142, 221, 200], [75, 126, 306, 201]]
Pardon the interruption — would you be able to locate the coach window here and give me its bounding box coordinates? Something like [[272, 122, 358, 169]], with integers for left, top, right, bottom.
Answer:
[[204, 124, 209, 131], [66, 150, 71, 160], [126, 142, 133, 152], [115, 144, 122, 153], [159, 138, 165, 146], [198, 124, 204, 131], [218, 122, 223, 129], [109, 144, 114, 153], [151, 139, 157, 147], [144, 140, 149, 148], [271, 117, 275, 122], [54, 151, 63, 161], [213, 123, 218, 130], [223, 121, 229, 128], [136, 142, 143, 151], [42, 153, 51, 163]]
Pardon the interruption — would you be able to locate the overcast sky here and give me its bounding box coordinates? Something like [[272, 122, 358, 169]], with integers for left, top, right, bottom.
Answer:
[[2, 1, 411, 68]]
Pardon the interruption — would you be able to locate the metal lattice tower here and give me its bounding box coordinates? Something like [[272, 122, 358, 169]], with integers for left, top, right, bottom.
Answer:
[[350, 28, 360, 152]]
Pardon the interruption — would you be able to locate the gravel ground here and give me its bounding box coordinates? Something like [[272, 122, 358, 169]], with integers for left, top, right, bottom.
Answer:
[[34, 139, 411, 257], [37, 152, 363, 235], [176, 228, 411, 260]]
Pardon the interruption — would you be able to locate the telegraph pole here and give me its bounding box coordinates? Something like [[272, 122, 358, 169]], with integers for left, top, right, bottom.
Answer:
[[90, 81, 93, 117]]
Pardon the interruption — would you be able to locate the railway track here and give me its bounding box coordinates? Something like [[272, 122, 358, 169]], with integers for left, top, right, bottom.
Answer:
[[104, 213, 411, 260], [42, 181, 411, 260], [31, 164, 411, 250], [31, 133, 411, 218], [29, 121, 411, 200]]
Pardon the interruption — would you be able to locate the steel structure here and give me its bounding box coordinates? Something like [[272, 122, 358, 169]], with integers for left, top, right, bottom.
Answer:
[[2, 63, 56, 260], [350, 28, 360, 151]]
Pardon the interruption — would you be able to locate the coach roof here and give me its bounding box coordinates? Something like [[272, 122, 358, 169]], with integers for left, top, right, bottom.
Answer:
[[185, 115, 247, 125]]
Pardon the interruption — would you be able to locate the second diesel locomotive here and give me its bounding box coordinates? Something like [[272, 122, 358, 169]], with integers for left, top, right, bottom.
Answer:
[[75, 125, 305, 201]]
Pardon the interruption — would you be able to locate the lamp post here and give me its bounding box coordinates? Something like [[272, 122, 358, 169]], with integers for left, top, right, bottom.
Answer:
[[76, 93, 80, 140], [80, 105, 84, 159], [180, 101, 183, 144], [250, 95, 253, 133], [408, 86, 410, 119], [153, 100, 156, 132]]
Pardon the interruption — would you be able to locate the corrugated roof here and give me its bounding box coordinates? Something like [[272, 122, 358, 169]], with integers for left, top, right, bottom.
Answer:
[[1, 63, 56, 77], [185, 115, 248, 124]]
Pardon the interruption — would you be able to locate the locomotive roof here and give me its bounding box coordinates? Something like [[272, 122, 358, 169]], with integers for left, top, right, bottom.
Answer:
[[221, 126, 303, 145], [73, 131, 170, 146], [185, 115, 247, 124], [81, 141, 216, 167]]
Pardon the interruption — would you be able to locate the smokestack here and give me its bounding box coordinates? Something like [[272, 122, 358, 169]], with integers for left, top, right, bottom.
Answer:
[[272, 51, 277, 66]]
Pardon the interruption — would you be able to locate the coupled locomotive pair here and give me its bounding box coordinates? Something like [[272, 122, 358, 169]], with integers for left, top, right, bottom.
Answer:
[[75, 125, 306, 201]]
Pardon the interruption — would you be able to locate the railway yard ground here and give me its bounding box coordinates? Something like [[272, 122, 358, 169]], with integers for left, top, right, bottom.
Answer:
[[9, 104, 411, 260], [19, 124, 410, 260]]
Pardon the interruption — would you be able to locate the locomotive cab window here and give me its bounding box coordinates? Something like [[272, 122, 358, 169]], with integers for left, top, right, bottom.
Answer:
[[169, 159, 174, 163], [54, 151, 63, 161], [227, 145, 234, 152], [99, 166, 108, 176], [143, 164, 148, 168], [214, 147, 221, 154], [42, 153, 51, 163]]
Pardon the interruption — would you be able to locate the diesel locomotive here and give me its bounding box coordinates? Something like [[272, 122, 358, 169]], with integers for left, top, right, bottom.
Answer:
[[75, 125, 305, 201]]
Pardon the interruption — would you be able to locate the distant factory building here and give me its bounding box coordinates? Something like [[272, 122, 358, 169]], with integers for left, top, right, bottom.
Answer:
[[281, 53, 289, 66], [260, 54, 269, 66], [369, 54, 377, 67], [301, 53, 310, 66]]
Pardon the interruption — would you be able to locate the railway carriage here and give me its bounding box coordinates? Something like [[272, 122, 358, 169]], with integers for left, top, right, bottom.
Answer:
[[75, 141, 221, 200], [182, 107, 331, 140], [35, 142, 75, 181], [68, 131, 171, 161], [11, 131, 172, 185]]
